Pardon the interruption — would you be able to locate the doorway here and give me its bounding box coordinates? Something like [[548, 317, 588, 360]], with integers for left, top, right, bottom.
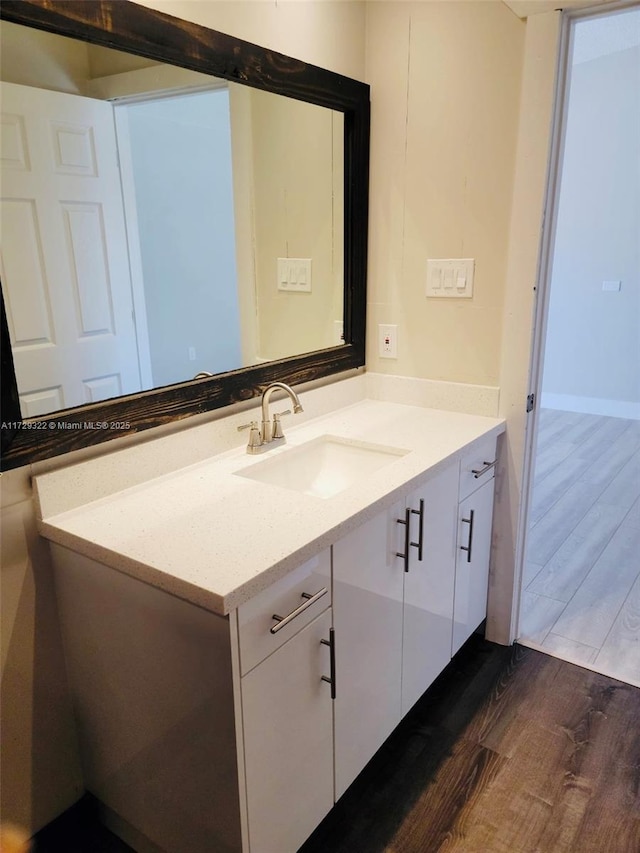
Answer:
[[517, 4, 640, 687]]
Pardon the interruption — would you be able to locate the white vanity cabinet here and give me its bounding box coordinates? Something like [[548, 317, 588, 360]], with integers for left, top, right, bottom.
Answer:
[[452, 437, 498, 655], [332, 462, 459, 797], [401, 464, 458, 714], [332, 500, 405, 799], [50, 543, 335, 853], [241, 610, 334, 853], [236, 553, 334, 853], [37, 402, 504, 853]]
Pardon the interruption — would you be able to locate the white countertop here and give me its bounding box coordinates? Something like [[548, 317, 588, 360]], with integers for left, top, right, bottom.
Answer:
[[34, 400, 504, 615]]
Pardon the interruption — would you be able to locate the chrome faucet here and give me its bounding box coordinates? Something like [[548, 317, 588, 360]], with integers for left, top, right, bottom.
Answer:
[[238, 382, 304, 454], [261, 382, 303, 443]]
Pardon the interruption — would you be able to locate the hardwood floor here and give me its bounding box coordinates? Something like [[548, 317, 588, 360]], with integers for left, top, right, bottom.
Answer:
[[32, 636, 640, 853], [520, 409, 640, 687], [304, 637, 640, 852]]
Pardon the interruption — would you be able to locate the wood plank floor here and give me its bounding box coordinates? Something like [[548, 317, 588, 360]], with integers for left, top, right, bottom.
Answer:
[[33, 637, 640, 853], [520, 409, 640, 687], [304, 637, 640, 853]]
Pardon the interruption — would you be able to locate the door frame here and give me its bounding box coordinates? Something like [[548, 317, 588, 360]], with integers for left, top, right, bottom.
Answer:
[[512, 0, 640, 643]]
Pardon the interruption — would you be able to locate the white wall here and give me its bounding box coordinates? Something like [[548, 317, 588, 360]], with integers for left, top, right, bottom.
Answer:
[[123, 90, 241, 386], [542, 42, 640, 416]]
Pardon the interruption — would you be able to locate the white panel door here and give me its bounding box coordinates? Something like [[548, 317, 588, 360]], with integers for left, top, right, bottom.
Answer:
[[241, 610, 334, 853], [0, 81, 143, 416], [402, 464, 458, 714], [452, 477, 496, 655], [333, 500, 404, 799]]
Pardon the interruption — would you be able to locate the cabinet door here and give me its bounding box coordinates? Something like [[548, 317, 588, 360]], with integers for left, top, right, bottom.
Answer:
[[452, 477, 496, 655], [402, 464, 458, 714], [241, 610, 333, 853], [333, 501, 404, 799]]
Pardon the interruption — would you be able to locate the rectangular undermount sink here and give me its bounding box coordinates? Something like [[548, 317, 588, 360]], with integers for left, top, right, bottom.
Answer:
[[235, 435, 410, 499]]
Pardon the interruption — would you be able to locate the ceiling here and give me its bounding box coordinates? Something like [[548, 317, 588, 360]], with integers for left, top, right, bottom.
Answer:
[[503, 0, 619, 18], [573, 5, 640, 63]]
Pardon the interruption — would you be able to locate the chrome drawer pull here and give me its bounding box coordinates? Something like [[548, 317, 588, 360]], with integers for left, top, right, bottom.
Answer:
[[460, 509, 475, 564], [471, 460, 496, 479], [321, 628, 336, 699], [270, 587, 328, 634]]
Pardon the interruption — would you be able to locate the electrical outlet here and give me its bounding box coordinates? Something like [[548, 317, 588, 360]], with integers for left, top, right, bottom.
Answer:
[[378, 324, 397, 359], [334, 320, 344, 345], [188, 346, 196, 361]]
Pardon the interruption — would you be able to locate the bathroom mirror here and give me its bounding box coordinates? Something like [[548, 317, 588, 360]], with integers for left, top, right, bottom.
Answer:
[[0, 0, 369, 471]]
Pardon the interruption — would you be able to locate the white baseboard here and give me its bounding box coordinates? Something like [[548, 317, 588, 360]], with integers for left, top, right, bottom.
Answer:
[[541, 392, 640, 420], [366, 372, 500, 417]]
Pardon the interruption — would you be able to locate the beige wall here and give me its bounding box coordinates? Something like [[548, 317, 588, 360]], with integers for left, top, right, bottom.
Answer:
[[136, 0, 367, 81], [0, 0, 366, 835], [492, 10, 561, 644], [1, 471, 84, 831], [250, 90, 343, 360], [0, 0, 564, 833], [0, 21, 90, 94], [366, 1, 525, 385]]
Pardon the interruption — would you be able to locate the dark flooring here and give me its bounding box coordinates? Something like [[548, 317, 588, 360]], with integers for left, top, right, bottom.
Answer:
[[33, 636, 640, 852], [31, 795, 134, 853]]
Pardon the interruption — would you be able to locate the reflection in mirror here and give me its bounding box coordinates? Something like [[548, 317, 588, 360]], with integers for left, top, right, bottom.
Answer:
[[0, 21, 344, 418]]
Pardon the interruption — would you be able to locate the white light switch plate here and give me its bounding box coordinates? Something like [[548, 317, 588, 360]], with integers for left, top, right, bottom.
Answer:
[[277, 258, 312, 293], [426, 258, 474, 298]]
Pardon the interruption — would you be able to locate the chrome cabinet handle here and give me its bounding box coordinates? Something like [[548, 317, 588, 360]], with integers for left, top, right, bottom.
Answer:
[[396, 508, 411, 572], [460, 509, 475, 564], [397, 501, 425, 569], [411, 499, 425, 561], [270, 587, 328, 634], [471, 460, 496, 479], [321, 627, 336, 699]]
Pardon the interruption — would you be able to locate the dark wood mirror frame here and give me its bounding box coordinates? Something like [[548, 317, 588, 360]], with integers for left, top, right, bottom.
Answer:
[[0, 0, 369, 471]]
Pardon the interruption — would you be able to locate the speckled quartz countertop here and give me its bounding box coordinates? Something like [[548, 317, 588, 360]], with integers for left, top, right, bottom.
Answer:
[[34, 400, 504, 615]]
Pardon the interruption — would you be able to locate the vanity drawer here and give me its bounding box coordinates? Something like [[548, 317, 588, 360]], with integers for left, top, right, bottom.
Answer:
[[237, 550, 331, 675], [459, 435, 498, 501]]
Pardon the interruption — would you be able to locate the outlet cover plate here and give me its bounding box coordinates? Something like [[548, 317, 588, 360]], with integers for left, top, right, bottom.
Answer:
[[378, 324, 397, 359]]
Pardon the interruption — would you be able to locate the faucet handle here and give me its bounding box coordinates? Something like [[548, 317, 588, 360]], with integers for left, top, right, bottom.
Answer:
[[237, 420, 262, 451], [272, 410, 292, 440]]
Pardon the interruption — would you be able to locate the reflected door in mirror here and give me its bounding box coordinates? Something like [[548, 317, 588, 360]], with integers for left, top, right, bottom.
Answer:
[[1, 81, 142, 417]]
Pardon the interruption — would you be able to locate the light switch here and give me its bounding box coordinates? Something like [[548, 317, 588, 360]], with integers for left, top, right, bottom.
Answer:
[[426, 259, 474, 298], [277, 258, 312, 292], [602, 280, 621, 292], [277, 258, 290, 290]]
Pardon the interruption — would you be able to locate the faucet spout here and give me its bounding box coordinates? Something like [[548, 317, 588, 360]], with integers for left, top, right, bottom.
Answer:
[[261, 382, 303, 443]]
